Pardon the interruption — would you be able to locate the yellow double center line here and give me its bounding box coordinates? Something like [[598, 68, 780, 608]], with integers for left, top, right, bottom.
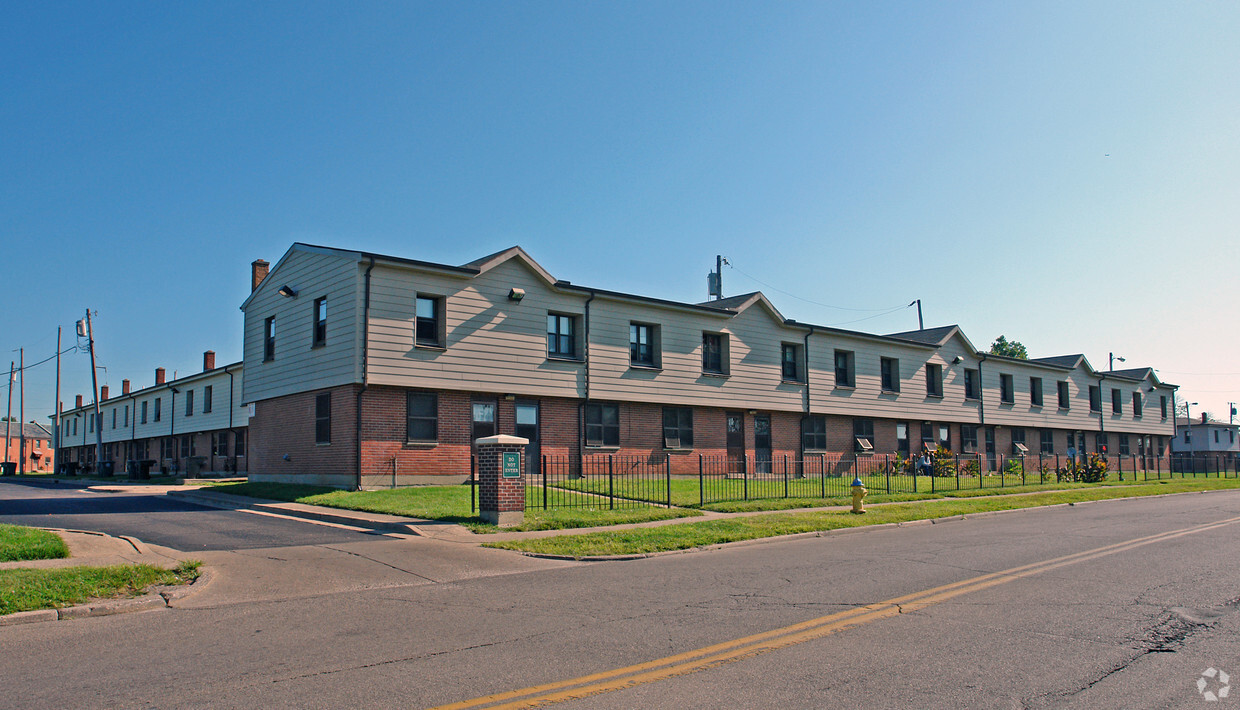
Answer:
[[431, 514, 1240, 710]]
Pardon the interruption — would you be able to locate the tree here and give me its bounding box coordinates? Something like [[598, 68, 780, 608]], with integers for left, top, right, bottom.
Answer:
[[989, 336, 1028, 359]]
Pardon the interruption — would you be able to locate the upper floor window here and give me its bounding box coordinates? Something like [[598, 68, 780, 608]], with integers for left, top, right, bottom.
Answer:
[[547, 313, 578, 360], [880, 357, 900, 393], [141, 400, 148, 424], [1132, 392, 1143, 417], [1089, 385, 1101, 412], [662, 407, 693, 449], [154, 397, 162, 422], [999, 374, 1014, 404], [204, 385, 213, 414], [803, 415, 827, 450], [584, 402, 620, 447], [834, 350, 855, 388], [1058, 381, 1070, 409], [1160, 395, 1168, 419], [702, 332, 728, 375], [185, 389, 194, 416], [264, 316, 276, 361], [781, 343, 802, 382], [112, 408, 117, 429], [629, 323, 658, 367], [1030, 377, 1043, 407], [1111, 388, 1122, 414], [313, 297, 327, 347], [964, 369, 980, 400], [925, 364, 943, 397], [416, 295, 444, 347]]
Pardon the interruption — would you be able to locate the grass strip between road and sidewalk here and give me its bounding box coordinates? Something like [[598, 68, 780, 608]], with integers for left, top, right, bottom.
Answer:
[[0, 560, 202, 616], [0, 523, 71, 562], [481, 479, 1240, 557], [209, 482, 701, 533]]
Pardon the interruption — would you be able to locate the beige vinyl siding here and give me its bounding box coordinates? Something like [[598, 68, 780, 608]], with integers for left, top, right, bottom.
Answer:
[[366, 258, 588, 397], [589, 300, 803, 411], [810, 334, 953, 420], [243, 248, 360, 403]]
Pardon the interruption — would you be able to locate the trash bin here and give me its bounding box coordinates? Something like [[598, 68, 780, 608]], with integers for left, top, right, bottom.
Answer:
[[62, 462, 79, 476], [99, 460, 115, 477], [135, 459, 154, 480], [187, 456, 207, 476], [0, 462, 15, 476]]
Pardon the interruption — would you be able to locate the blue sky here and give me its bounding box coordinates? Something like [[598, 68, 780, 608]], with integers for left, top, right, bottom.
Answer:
[[2, 1, 1237, 425]]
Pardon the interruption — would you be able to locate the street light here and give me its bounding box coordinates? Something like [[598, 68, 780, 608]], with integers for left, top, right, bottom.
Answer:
[[1109, 352, 1125, 371]]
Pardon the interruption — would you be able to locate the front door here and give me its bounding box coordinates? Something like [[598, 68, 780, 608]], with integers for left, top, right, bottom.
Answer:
[[515, 401, 540, 477], [754, 414, 772, 474], [726, 412, 746, 474], [984, 426, 996, 472]]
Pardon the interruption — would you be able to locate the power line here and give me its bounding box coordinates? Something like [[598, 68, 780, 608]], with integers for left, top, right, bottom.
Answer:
[[0, 346, 79, 392]]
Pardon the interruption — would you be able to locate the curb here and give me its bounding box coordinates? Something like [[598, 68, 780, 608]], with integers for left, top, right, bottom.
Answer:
[[0, 568, 213, 627], [166, 488, 429, 534], [506, 487, 1233, 562]]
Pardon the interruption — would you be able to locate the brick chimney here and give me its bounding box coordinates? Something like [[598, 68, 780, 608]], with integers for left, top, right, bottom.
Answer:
[[1202, 412, 1208, 424], [122, 379, 131, 395], [155, 367, 166, 385], [100, 385, 109, 401], [75, 394, 83, 408], [252, 259, 270, 292], [203, 350, 216, 372]]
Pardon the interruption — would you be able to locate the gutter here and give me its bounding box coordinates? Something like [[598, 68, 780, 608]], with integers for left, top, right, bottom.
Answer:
[[356, 256, 375, 490]]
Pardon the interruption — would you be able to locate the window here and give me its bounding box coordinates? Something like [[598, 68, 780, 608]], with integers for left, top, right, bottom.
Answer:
[[235, 429, 246, 456], [853, 418, 874, 452], [921, 422, 935, 451], [1040, 430, 1055, 454], [547, 313, 577, 359], [315, 393, 331, 445], [124, 405, 129, 427], [1119, 434, 1130, 455], [702, 333, 728, 375], [1096, 432, 1108, 454], [938, 425, 951, 450], [111, 408, 117, 429], [781, 343, 802, 382], [141, 400, 148, 424], [964, 369, 980, 400], [186, 389, 194, 417], [1030, 377, 1043, 407], [1011, 428, 1027, 455], [925, 364, 943, 397], [897, 422, 910, 454], [180, 435, 191, 459], [1185, 429, 1193, 444], [961, 424, 979, 453], [313, 297, 327, 347], [1089, 385, 1101, 412], [630, 323, 657, 367], [415, 295, 443, 347], [1160, 395, 1168, 419], [1111, 388, 1122, 414], [214, 432, 230, 457], [834, 350, 855, 387], [472, 401, 496, 441], [1058, 381, 1070, 409], [89, 414, 94, 433], [72, 419, 78, 436], [406, 392, 438, 442], [803, 416, 827, 450], [154, 397, 161, 422], [1132, 392, 1143, 417], [662, 407, 694, 449], [999, 374, 1014, 404], [264, 316, 276, 361], [1215, 430, 1220, 444], [584, 403, 620, 447], [204, 385, 213, 414], [880, 358, 899, 393]]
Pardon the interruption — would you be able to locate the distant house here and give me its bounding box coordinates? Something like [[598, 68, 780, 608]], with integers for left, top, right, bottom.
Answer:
[[1172, 414, 1239, 455], [2, 422, 54, 473]]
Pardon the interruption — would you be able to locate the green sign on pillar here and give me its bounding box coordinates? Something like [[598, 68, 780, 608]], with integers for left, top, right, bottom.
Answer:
[[501, 451, 522, 478]]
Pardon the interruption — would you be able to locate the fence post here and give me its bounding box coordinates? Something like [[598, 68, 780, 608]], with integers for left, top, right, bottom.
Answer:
[[470, 454, 476, 514], [542, 455, 548, 510], [820, 456, 825, 499], [698, 454, 704, 507], [886, 458, 891, 494], [783, 455, 789, 499], [608, 454, 615, 510], [665, 454, 672, 508], [743, 456, 749, 501]]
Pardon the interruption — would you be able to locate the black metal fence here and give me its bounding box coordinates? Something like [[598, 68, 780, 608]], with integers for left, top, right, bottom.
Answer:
[[468, 451, 1240, 512]]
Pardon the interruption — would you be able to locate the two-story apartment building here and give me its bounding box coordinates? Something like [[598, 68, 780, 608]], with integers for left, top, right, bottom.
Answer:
[[241, 243, 1179, 489], [2, 422, 54, 473], [58, 351, 249, 476]]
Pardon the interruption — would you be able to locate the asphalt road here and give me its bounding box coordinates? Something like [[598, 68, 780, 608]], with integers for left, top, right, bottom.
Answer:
[[4, 484, 1240, 708], [0, 479, 383, 550]]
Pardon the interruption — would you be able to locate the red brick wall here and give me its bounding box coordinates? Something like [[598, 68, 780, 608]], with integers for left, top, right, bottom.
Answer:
[[250, 384, 359, 485]]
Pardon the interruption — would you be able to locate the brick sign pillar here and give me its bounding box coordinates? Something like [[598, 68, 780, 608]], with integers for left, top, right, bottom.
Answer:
[[475, 435, 528, 527]]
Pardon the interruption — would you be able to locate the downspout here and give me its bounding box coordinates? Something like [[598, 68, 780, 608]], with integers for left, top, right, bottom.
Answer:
[[128, 392, 137, 467], [802, 325, 815, 415], [977, 354, 987, 430], [226, 366, 236, 472], [356, 256, 375, 490], [579, 290, 596, 476], [1098, 373, 1107, 455]]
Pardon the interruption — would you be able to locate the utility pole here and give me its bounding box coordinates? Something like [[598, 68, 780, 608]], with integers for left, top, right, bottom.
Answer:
[[54, 326, 62, 474], [1230, 402, 1236, 426], [84, 309, 104, 473], [4, 362, 12, 474], [18, 348, 24, 473], [909, 300, 923, 330]]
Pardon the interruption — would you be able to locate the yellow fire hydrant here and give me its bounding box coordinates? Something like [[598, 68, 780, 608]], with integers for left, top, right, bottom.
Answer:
[[850, 476, 867, 514]]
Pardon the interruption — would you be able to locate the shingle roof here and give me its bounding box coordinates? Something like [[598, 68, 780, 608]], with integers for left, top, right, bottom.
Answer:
[[696, 292, 762, 310], [883, 325, 960, 346], [1029, 354, 1084, 368], [2, 422, 51, 440]]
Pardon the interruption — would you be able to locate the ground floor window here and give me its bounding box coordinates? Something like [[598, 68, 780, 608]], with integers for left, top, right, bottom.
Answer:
[[662, 407, 693, 449], [802, 416, 826, 451], [407, 392, 438, 442], [584, 403, 619, 447]]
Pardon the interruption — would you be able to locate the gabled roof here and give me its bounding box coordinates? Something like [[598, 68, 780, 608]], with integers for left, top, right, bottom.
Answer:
[[884, 325, 960, 346], [2, 422, 51, 439], [697, 292, 786, 322], [459, 245, 557, 286], [1030, 354, 1086, 369]]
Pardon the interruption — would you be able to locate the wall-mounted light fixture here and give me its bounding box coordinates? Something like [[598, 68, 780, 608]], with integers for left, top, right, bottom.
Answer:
[[278, 285, 298, 298], [951, 356, 963, 365], [508, 288, 525, 302], [747, 409, 758, 415], [503, 394, 516, 401]]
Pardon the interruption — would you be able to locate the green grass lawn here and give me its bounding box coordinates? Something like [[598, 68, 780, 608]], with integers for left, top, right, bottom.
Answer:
[[0, 561, 200, 615], [210, 482, 700, 533], [482, 478, 1240, 557], [0, 524, 70, 562]]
